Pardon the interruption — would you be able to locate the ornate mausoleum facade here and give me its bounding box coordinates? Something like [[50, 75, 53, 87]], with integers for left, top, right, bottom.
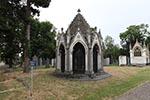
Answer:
[[55, 10, 109, 79], [130, 39, 150, 65]]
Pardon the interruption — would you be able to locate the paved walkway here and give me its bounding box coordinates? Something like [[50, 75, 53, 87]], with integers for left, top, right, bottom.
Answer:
[[113, 81, 150, 100]]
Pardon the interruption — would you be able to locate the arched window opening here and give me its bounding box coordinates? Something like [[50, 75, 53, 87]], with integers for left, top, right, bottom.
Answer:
[[59, 44, 65, 72], [134, 47, 141, 56]]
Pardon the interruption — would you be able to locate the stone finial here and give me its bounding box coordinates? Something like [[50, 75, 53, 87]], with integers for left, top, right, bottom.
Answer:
[[61, 27, 64, 33], [129, 43, 132, 49], [94, 26, 97, 32], [98, 29, 103, 39], [77, 9, 81, 13]]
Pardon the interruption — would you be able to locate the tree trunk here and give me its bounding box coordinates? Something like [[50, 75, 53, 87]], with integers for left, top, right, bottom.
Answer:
[[23, 0, 31, 73], [9, 58, 13, 68]]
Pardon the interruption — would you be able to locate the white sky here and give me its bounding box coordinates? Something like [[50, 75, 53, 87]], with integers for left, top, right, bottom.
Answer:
[[39, 0, 150, 45]]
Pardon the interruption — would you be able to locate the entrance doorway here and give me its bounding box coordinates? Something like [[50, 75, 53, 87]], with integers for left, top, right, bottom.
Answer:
[[73, 43, 85, 74], [93, 44, 99, 73], [59, 45, 65, 72]]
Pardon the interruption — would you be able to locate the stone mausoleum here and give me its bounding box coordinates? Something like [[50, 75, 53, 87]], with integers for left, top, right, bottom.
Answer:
[[55, 10, 110, 79], [130, 39, 150, 65]]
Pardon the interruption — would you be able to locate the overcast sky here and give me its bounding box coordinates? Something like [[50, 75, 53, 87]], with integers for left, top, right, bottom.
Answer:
[[39, 0, 150, 45]]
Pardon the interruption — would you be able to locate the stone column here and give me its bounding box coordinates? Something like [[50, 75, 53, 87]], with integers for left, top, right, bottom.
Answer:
[[56, 49, 61, 72], [69, 50, 73, 74], [65, 48, 72, 74], [98, 53, 101, 70], [85, 48, 93, 74], [98, 51, 104, 74]]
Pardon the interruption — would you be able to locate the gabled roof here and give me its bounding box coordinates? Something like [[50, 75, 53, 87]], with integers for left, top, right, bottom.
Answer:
[[132, 39, 142, 50], [67, 10, 91, 35]]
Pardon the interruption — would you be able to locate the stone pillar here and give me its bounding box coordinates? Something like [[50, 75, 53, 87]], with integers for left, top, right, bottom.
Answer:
[[98, 51, 104, 74], [69, 50, 73, 74], [65, 48, 67, 71], [85, 48, 93, 74], [98, 53, 101, 70], [65, 47, 72, 74], [56, 49, 61, 72], [85, 50, 88, 73]]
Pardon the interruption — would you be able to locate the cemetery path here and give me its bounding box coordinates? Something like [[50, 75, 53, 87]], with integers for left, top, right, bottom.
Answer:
[[113, 81, 150, 100]]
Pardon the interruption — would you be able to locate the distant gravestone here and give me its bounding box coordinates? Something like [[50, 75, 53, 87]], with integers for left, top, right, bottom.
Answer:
[[0, 61, 5, 66], [119, 56, 127, 66], [32, 55, 38, 66], [39, 58, 42, 66], [103, 58, 110, 66], [51, 58, 55, 67], [46, 58, 50, 67]]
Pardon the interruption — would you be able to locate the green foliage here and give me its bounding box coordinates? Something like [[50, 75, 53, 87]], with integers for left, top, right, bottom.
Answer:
[[0, 0, 51, 69], [104, 35, 120, 64], [120, 24, 150, 56], [30, 18, 56, 59], [0, 0, 23, 67], [30, 0, 51, 8]]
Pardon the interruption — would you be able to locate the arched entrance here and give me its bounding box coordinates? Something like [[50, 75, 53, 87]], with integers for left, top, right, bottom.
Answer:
[[59, 44, 65, 72], [93, 44, 99, 73], [73, 43, 85, 74]]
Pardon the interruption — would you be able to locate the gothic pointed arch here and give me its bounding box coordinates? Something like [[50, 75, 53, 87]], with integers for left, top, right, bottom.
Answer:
[[73, 42, 85, 74], [93, 44, 99, 73], [59, 44, 65, 72], [134, 47, 141, 56]]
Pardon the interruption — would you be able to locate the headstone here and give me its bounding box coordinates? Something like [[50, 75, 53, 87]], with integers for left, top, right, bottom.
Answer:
[[46, 58, 50, 67], [119, 56, 127, 66], [51, 58, 55, 67], [39, 58, 42, 66], [103, 58, 110, 66], [32, 55, 38, 66], [0, 61, 5, 66]]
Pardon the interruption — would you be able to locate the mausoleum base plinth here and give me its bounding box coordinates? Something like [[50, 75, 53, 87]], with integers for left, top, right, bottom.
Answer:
[[53, 71, 111, 81]]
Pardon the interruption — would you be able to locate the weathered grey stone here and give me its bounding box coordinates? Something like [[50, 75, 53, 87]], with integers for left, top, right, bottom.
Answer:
[[32, 55, 38, 66], [39, 58, 42, 66], [55, 9, 109, 80]]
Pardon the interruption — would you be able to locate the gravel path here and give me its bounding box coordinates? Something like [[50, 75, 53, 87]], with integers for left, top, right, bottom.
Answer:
[[113, 81, 150, 100]]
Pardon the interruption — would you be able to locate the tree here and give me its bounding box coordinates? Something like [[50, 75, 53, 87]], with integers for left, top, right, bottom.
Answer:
[[120, 24, 149, 56], [0, 0, 51, 71], [0, 0, 23, 67], [30, 19, 56, 67], [21, 0, 51, 72], [104, 35, 120, 64]]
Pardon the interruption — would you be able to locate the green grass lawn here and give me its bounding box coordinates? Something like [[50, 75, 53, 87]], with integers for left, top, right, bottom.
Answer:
[[0, 66, 150, 100]]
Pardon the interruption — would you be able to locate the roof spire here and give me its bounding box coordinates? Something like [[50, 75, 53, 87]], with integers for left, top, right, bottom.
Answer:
[[77, 9, 81, 13], [136, 38, 138, 43]]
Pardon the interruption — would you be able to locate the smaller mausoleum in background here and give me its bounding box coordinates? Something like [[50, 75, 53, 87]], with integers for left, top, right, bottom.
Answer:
[[130, 39, 150, 65]]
